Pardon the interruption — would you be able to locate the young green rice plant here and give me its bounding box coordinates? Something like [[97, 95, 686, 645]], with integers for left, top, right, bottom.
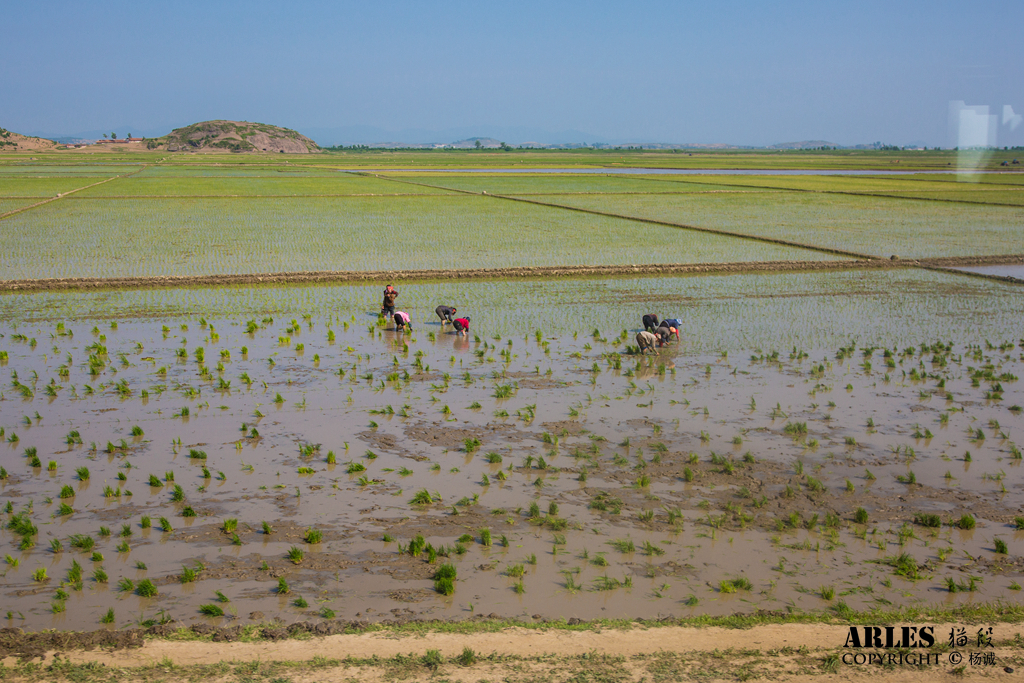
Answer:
[[783, 422, 808, 437], [994, 538, 1008, 554], [957, 514, 976, 530], [68, 534, 94, 552], [135, 579, 157, 598], [506, 563, 526, 579], [434, 563, 457, 595], [287, 546, 304, 564], [158, 517, 172, 532], [304, 527, 322, 544], [886, 552, 923, 580], [609, 538, 635, 553], [276, 577, 290, 594], [66, 559, 83, 584], [593, 575, 623, 591], [914, 513, 941, 528], [409, 488, 434, 505], [945, 575, 981, 593], [643, 540, 665, 556], [75, 466, 90, 481], [199, 604, 224, 617], [896, 470, 917, 485], [181, 506, 197, 517], [32, 567, 48, 582]]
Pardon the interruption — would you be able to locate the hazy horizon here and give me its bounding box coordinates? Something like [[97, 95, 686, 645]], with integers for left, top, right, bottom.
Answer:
[[3, 0, 1022, 148]]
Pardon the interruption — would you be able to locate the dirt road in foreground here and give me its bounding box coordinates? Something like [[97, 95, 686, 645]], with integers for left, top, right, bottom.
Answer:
[[4, 623, 1021, 682]]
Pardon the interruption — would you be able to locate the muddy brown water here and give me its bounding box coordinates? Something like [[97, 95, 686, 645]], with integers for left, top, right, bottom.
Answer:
[[0, 312, 1023, 633]]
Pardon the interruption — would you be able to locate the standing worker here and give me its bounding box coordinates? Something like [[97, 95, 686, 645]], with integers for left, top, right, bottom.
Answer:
[[435, 305, 457, 324], [381, 284, 399, 319], [453, 315, 471, 336]]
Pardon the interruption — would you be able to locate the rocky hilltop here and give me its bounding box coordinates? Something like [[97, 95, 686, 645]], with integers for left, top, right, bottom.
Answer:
[[151, 120, 320, 153], [0, 127, 57, 151]]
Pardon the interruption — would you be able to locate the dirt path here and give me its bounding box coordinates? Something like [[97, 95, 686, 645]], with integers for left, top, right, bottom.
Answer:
[[0, 255, 1020, 293], [3, 623, 1020, 682], [0, 167, 147, 221]]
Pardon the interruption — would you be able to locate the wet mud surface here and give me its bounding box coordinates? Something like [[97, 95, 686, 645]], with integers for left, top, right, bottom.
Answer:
[[0, 306, 1023, 640]]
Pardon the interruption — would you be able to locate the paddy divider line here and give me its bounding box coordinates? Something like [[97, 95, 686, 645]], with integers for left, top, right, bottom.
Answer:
[[369, 173, 881, 260], [0, 166, 150, 222], [365, 173, 1024, 288], [490, 193, 880, 260], [1, 256, 1022, 293], [637, 175, 1024, 208]]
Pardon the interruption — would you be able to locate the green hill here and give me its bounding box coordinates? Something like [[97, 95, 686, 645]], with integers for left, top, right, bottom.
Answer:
[[151, 120, 320, 153]]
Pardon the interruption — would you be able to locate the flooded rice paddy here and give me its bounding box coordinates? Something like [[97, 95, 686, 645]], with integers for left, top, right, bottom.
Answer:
[[503, 192, 1024, 259], [0, 195, 837, 280], [1, 269, 1023, 631]]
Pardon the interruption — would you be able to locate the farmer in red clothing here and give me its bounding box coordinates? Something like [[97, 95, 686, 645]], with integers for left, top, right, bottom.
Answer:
[[381, 284, 399, 319], [453, 316, 471, 336]]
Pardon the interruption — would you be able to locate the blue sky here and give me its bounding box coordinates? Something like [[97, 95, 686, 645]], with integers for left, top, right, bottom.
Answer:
[[2, 0, 1022, 146]]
